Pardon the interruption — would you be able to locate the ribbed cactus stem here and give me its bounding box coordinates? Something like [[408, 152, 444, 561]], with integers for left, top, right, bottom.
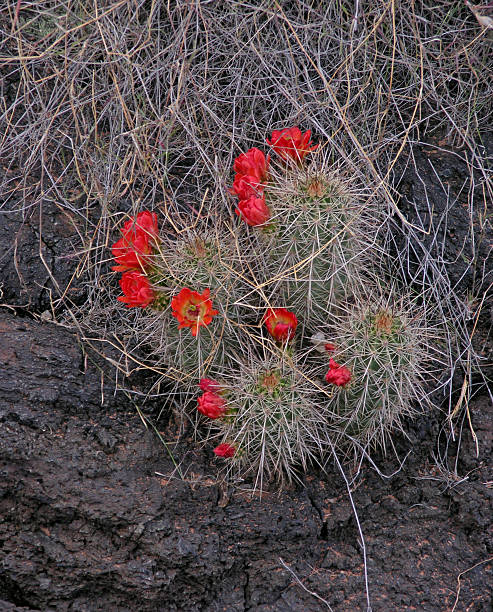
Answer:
[[324, 299, 434, 452], [142, 225, 258, 382], [260, 168, 373, 326], [210, 356, 327, 485]]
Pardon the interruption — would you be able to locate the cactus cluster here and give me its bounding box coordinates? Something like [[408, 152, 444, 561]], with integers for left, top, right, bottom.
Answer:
[[108, 126, 441, 486]]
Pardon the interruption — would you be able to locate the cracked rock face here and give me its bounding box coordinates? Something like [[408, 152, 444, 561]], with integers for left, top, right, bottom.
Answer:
[[0, 139, 492, 610]]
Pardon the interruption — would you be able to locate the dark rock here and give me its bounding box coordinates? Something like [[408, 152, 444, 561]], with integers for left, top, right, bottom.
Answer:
[[2, 312, 490, 610], [0, 201, 85, 312]]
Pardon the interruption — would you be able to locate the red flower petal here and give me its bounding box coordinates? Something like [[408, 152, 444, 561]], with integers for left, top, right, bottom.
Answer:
[[197, 392, 227, 419], [231, 174, 265, 200], [117, 271, 154, 308], [235, 196, 270, 226], [213, 443, 236, 458], [199, 378, 222, 393], [233, 148, 269, 183], [111, 211, 159, 271], [325, 358, 352, 387], [266, 126, 318, 162]]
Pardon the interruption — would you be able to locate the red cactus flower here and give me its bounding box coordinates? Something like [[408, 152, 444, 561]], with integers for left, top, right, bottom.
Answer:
[[235, 196, 270, 226], [325, 358, 352, 387], [171, 288, 218, 337], [266, 127, 318, 162], [233, 147, 269, 183], [264, 308, 298, 342], [117, 271, 155, 308], [231, 174, 265, 200], [199, 378, 222, 393], [112, 211, 159, 272], [122, 211, 159, 241], [213, 443, 236, 458], [112, 233, 153, 272], [197, 391, 227, 419], [324, 342, 336, 352]]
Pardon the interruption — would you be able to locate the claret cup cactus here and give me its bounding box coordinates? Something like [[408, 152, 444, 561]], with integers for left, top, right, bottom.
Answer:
[[106, 126, 445, 486], [201, 354, 327, 486], [260, 165, 376, 326]]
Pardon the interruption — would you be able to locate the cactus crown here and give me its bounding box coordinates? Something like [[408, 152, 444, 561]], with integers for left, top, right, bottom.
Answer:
[[257, 370, 284, 395], [372, 311, 397, 336], [300, 173, 346, 203]]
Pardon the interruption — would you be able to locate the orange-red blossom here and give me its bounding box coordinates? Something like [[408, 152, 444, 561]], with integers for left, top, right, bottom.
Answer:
[[213, 443, 236, 458], [111, 211, 159, 272], [171, 288, 218, 337], [235, 196, 270, 226], [325, 358, 352, 387], [233, 147, 269, 183], [266, 127, 318, 163], [117, 271, 154, 308]]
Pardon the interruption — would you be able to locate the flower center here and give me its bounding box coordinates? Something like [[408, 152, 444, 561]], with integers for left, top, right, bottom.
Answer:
[[186, 304, 199, 319]]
